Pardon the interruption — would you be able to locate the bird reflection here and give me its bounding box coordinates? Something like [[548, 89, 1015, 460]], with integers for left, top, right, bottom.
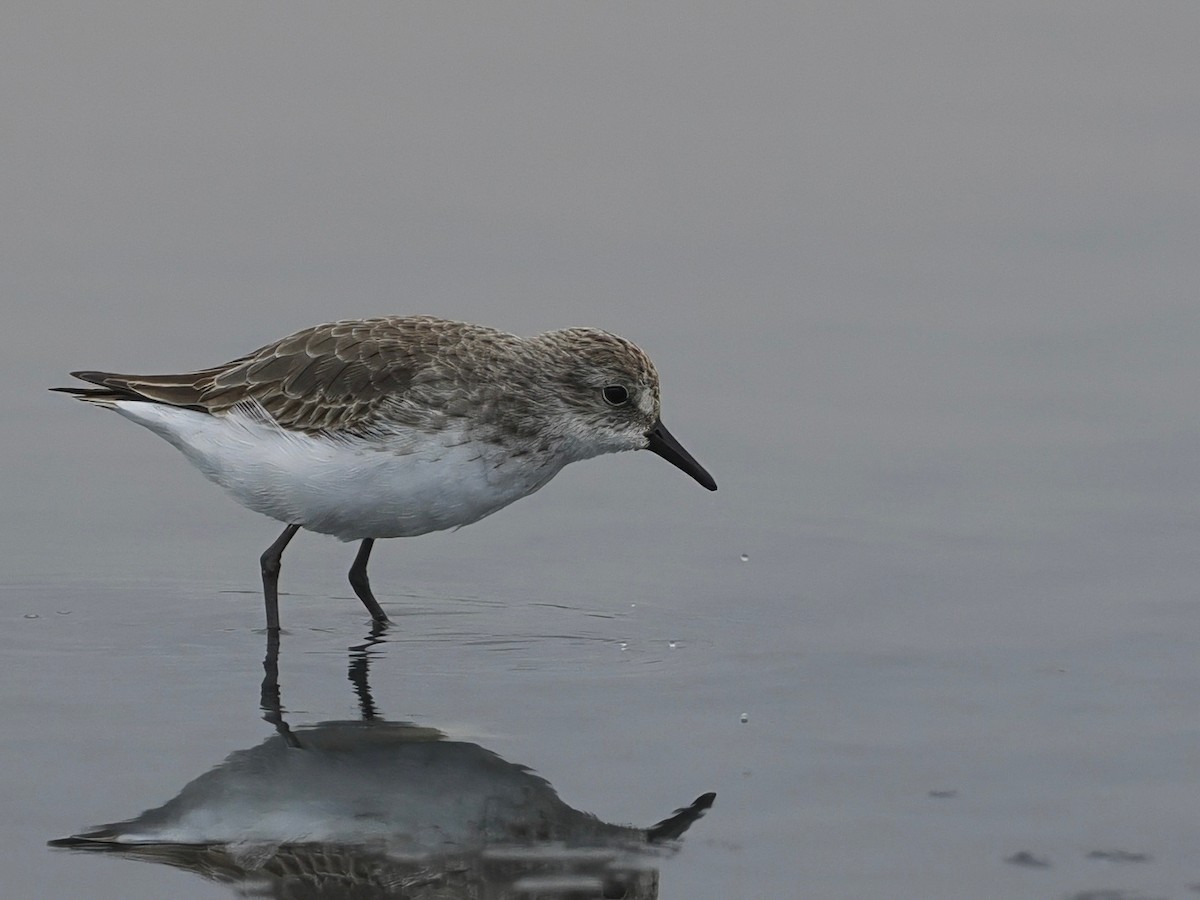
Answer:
[[51, 626, 714, 899]]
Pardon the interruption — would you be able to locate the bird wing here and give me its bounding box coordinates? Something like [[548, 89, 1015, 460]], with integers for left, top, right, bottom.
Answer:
[[61, 317, 468, 434]]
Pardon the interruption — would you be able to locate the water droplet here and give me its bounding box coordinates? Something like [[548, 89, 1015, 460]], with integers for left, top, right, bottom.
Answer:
[[55, 610, 72, 616], [619, 641, 628, 651], [668, 641, 677, 649], [739, 553, 749, 562], [739, 712, 749, 724], [629, 603, 636, 608], [23, 613, 39, 619]]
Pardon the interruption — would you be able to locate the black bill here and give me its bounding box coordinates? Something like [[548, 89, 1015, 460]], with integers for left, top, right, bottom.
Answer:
[[645, 420, 717, 491]]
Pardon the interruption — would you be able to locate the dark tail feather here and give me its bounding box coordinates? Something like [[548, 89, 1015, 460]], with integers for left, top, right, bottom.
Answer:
[[51, 370, 149, 404], [47, 825, 123, 848], [50, 386, 134, 403], [51, 370, 210, 409], [646, 792, 715, 843], [48, 836, 102, 848], [69, 370, 129, 387]]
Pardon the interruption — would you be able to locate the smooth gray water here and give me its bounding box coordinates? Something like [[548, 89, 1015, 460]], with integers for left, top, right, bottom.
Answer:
[[4, 4, 1200, 898]]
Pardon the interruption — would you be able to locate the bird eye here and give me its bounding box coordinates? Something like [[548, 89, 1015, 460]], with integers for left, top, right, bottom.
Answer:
[[602, 384, 630, 406]]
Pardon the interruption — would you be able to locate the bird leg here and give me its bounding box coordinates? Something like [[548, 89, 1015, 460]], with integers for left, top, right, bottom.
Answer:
[[260, 524, 301, 631], [348, 538, 390, 623]]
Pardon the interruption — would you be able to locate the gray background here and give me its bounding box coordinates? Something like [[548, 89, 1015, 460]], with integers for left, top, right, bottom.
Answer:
[[3, 3, 1200, 898]]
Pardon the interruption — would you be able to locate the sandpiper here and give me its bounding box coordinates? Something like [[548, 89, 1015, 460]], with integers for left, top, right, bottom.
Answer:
[[55, 316, 716, 629]]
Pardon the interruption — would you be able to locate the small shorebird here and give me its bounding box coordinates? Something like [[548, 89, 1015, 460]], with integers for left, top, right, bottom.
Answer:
[[55, 316, 716, 630]]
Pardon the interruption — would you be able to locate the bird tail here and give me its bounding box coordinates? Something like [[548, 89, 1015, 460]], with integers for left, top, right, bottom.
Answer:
[[47, 824, 125, 848], [50, 370, 210, 410]]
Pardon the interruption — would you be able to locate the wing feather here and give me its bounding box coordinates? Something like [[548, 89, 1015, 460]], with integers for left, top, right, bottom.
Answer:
[[60, 317, 495, 434]]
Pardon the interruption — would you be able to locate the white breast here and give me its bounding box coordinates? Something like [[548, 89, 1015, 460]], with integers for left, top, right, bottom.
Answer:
[[112, 402, 565, 540]]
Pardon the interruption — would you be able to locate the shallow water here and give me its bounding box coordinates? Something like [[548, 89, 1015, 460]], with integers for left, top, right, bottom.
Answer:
[[9, 483, 1200, 898], [6, 4, 1200, 898]]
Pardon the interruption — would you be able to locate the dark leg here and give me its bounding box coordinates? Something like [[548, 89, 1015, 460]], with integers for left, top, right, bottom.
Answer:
[[348, 538, 390, 623], [260, 524, 301, 631]]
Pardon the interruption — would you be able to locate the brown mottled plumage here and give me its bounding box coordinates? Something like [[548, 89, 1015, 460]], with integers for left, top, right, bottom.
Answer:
[[54, 316, 716, 630], [60, 317, 662, 441]]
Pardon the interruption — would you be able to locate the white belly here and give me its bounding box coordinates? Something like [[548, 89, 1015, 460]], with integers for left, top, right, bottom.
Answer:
[[112, 402, 563, 540]]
